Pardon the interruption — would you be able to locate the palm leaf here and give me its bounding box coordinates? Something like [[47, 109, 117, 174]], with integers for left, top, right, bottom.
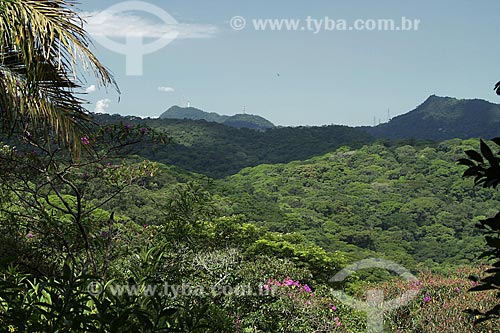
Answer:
[[0, 0, 118, 153]]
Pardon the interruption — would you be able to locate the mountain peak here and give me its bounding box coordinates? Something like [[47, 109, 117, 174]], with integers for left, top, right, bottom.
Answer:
[[365, 96, 500, 140], [159, 105, 275, 130]]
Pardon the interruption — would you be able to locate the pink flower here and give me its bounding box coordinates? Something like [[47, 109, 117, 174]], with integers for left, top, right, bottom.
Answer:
[[331, 305, 337, 311], [26, 232, 34, 239], [305, 301, 311, 306], [472, 281, 479, 287], [423, 295, 431, 303], [80, 137, 90, 145], [303, 284, 312, 293], [283, 278, 294, 286], [454, 287, 460, 292], [236, 315, 241, 331]]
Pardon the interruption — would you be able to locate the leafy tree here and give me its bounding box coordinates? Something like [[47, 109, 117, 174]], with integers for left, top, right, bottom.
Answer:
[[459, 138, 500, 322], [0, 123, 166, 275], [0, 0, 116, 150]]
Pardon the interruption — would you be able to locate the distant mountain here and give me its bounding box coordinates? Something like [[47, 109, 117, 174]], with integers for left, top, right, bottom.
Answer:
[[160, 105, 229, 123], [159, 105, 275, 130], [363, 95, 500, 140]]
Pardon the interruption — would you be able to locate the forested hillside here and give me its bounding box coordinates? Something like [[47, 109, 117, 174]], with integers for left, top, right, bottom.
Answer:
[[94, 139, 496, 274], [213, 139, 497, 270], [95, 114, 374, 177]]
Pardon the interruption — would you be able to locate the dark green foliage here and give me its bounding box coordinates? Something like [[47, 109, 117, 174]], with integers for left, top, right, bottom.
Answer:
[[215, 140, 494, 270], [459, 138, 500, 323]]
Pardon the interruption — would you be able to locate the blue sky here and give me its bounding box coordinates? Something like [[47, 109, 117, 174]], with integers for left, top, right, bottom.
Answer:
[[77, 0, 500, 126]]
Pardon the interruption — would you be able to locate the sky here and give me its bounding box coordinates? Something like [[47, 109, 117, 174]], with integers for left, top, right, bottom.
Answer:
[[77, 0, 500, 126]]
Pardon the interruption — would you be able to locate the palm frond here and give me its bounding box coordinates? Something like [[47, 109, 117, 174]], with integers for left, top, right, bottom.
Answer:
[[0, 0, 118, 152]]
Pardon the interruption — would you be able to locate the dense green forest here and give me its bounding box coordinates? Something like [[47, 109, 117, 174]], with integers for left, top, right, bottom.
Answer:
[[4, 128, 500, 331], [99, 139, 495, 272], [2, 1, 500, 331]]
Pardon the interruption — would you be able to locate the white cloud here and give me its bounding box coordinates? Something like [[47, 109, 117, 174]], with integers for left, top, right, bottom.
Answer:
[[95, 99, 111, 113], [85, 85, 96, 93], [82, 11, 217, 39], [158, 86, 175, 93]]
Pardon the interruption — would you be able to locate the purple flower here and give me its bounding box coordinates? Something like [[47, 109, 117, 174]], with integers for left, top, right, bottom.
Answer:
[[303, 284, 312, 293], [101, 231, 108, 238], [472, 281, 479, 287], [124, 123, 133, 129], [423, 295, 431, 303], [140, 127, 148, 134], [80, 137, 90, 145], [26, 232, 34, 239], [283, 278, 294, 286], [454, 287, 460, 292]]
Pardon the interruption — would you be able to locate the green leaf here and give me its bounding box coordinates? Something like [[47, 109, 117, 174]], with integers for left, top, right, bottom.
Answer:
[[465, 150, 484, 163], [481, 139, 497, 165], [457, 158, 476, 167], [463, 166, 481, 178]]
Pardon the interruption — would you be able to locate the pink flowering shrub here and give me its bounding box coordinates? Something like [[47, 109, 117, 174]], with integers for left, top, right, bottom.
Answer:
[[237, 276, 366, 332], [368, 266, 500, 332]]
